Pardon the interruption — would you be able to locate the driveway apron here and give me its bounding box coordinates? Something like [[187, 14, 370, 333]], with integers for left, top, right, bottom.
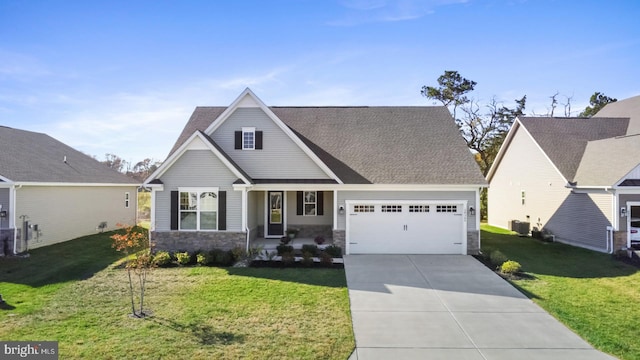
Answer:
[[345, 255, 616, 360]]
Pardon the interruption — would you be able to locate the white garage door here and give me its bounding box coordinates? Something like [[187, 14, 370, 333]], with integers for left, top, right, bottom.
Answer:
[[346, 201, 466, 254]]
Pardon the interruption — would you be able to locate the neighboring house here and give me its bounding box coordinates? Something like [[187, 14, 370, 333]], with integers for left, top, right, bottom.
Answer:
[[487, 95, 640, 253], [144, 88, 486, 255], [0, 126, 139, 255]]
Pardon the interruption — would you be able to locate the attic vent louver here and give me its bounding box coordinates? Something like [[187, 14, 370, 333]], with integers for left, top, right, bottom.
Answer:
[[63, 156, 67, 163]]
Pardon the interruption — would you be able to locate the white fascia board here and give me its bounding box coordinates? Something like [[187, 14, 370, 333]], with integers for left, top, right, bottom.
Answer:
[[570, 186, 613, 192], [613, 162, 640, 187], [246, 183, 484, 192], [13, 182, 139, 187], [203, 88, 343, 184], [0, 174, 13, 183], [614, 188, 640, 194], [144, 131, 251, 185], [485, 119, 521, 182]]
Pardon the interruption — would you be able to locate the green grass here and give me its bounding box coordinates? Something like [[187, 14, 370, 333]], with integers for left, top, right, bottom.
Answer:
[[481, 224, 640, 360], [0, 233, 354, 359]]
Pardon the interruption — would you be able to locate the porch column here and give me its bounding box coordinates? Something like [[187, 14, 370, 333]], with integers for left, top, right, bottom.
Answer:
[[333, 190, 338, 230]]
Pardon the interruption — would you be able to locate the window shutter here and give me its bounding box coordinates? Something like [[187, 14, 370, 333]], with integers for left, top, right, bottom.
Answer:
[[234, 131, 242, 149], [297, 191, 303, 215], [170, 191, 178, 230], [218, 191, 227, 230], [317, 191, 324, 215], [255, 131, 263, 149]]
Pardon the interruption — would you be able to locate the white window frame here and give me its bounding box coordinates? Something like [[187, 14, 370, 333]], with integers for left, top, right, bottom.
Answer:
[[178, 187, 219, 231], [303, 191, 317, 216], [242, 127, 255, 150], [124, 192, 130, 208]]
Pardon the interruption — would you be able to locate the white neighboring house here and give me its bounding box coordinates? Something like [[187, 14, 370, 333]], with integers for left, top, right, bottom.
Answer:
[[487, 95, 640, 253], [144, 88, 486, 255], [0, 126, 139, 254]]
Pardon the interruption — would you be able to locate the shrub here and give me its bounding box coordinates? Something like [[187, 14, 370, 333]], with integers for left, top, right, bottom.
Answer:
[[301, 244, 318, 256], [281, 251, 295, 266], [276, 244, 294, 256], [175, 251, 191, 266], [319, 251, 333, 267], [280, 236, 291, 245], [324, 245, 342, 258], [489, 250, 508, 267], [153, 251, 172, 267], [301, 251, 315, 267], [500, 260, 522, 274], [210, 249, 234, 266], [196, 251, 213, 266]]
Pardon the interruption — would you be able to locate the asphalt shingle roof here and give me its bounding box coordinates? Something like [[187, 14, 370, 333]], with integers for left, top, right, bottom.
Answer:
[[594, 94, 640, 135], [0, 126, 138, 184], [573, 134, 640, 186], [166, 106, 486, 185], [518, 117, 629, 181]]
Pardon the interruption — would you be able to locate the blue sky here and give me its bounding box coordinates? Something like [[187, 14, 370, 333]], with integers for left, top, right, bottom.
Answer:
[[1, 0, 639, 163]]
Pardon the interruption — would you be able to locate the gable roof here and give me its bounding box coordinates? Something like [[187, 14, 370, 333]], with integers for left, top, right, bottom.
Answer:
[[0, 126, 138, 184], [517, 117, 629, 181], [594, 94, 640, 135], [164, 104, 486, 185], [573, 134, 640, 186]]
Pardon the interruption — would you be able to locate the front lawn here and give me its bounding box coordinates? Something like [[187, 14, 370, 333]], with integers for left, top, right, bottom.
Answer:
[[482, 224, 640, 360], [0, 233, 354, 359]]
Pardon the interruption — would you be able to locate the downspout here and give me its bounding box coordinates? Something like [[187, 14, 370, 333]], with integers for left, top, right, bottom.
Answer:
[[243, 188, 250, 253], [11, 184, 21, 255], [606, 226, 614, 254]]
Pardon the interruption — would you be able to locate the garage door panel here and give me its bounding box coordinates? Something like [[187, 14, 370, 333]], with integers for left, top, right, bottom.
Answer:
[[347, 202, 465, 255]]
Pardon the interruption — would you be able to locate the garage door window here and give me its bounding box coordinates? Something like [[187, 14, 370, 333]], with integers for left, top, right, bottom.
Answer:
[[382, 205, 402, 213], [436, 205, 457, 213], [409, 205, 429, 213], [354, 205, 374, 213]]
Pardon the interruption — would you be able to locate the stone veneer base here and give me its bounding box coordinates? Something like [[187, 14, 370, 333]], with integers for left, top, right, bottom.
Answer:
[[151, 231, 246, 252]]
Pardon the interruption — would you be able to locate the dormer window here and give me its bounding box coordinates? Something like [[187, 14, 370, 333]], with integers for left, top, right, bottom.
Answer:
[[242, 127, 255, 150], [235, 129, 263, 150]]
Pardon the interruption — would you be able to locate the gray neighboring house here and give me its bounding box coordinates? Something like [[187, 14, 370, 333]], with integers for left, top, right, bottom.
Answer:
[[144, 88, 486, 255], [0, 126, 139, 255], [487, 95, 640, 253]]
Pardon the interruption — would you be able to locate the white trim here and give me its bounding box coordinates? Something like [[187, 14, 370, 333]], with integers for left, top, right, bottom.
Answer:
[[203, 88, 343, 184], [627, 201, 640, 249], [241, 127, 256, 150], [177, 187, 220, 231], [613, 192, 619, 230], [144, 131, 251, 185], [0, 174, 13, 183], [264, 190, 286, 238], [302, 191, 317, 216], [613, 162, 640, 187], [150, 188, 157, 232], [246, 183, 485, 192], [344, 199, 468, 255], [333, 190, 339, 231], [8, 182, 138, 187], [241, 188, 248, 231], [10, 185, 17, 254], [475, 187, 481, 248]]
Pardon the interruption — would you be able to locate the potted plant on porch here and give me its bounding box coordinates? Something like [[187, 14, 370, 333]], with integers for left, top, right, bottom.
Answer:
[[286, 228, 299, 240]]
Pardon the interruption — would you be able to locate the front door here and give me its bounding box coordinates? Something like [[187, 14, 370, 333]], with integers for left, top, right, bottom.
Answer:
[[267, 191, 284, 237]]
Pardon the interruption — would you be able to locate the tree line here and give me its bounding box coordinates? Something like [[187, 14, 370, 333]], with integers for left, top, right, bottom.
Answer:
[[99, 154, 161, 182], [421, 70, 617, 176]]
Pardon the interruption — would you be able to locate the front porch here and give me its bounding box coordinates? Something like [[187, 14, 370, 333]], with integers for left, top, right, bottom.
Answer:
[[252, 235, 336, 253]]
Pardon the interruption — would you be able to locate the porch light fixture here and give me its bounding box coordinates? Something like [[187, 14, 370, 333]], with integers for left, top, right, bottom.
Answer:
[[469, 206, 475, 216], [621, 207, 627, 217], [338, 205, 345, 215]]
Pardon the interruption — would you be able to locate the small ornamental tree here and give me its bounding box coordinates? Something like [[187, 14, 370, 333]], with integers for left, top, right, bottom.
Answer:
[[111, 224, 153, 318]]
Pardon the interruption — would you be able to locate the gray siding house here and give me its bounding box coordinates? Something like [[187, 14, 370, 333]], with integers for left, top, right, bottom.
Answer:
[[0, 126, 139, 255], [487, 95, 640, 253], [145, 88, 486, 255]]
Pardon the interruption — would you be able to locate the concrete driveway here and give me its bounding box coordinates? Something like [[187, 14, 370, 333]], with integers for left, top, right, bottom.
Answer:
[[345, 255, 616, 360]]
